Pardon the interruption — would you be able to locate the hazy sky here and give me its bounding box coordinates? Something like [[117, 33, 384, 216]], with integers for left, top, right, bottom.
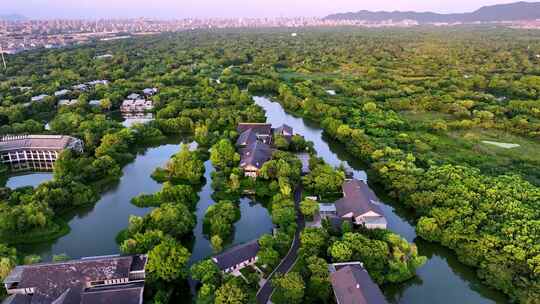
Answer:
[[1, 0, 520, 19]]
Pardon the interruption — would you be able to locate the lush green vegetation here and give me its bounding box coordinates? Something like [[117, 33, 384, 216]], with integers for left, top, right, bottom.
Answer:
[[244, 28, 540, 303], [1, 27, 539, 303]]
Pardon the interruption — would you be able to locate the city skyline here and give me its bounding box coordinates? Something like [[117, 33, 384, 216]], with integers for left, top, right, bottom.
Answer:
[[1, 0, 524, 19]]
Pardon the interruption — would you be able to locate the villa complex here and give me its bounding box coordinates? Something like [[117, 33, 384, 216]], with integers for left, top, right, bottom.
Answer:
[[121, 99, 154, 113], [236, 123, 293, 177], [2, 254, 147, 304], [121, 88, 158, 113], [0, 135, 84, 171], [319, 179, 387, 229]]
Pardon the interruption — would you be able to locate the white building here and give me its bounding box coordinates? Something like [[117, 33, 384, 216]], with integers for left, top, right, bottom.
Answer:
[[54, 89, 70, 97], [30, 94, 48, 102]]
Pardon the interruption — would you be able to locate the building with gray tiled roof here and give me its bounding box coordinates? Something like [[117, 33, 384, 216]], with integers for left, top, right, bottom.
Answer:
[[2, 255, 147, 304], [329, 262, 387, 304], [212, 240, 260, 275], [0, 135, 83, 171], [319, 179, 387, 229]]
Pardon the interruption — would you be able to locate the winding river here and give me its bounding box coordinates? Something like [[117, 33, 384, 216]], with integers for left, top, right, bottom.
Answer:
[[14, 136, 273, 267], [4, 97, 509, 303], [254, 96, 508, 304]]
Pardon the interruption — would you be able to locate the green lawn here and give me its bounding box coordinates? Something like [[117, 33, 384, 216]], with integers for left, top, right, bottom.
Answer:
[[410, 127, 540, 185]]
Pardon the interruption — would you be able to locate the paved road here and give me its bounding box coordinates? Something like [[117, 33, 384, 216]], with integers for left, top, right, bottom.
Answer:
[[256, 185, 305, 304]]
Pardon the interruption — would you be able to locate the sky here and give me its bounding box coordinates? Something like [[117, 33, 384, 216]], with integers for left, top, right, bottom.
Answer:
[[0, 0, 522, 19]]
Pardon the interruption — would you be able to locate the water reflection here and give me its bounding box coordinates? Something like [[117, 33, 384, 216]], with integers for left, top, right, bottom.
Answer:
[[189, 165, 273, 264], [120, 113, 155, 128], [18, 139, 186, 261], [4, 172, 53, 189], [253, 96, 507, 304], [109, 111, 155, 128]]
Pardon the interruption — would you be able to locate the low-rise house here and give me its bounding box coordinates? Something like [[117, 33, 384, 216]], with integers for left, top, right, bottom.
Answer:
[[319, 179, 387, 229], [127, 93, 141, 100], [94, 54, 113, 59], [143, 87, 158, 96], [328, 262, 387, 304], [31, 94, 48, 102], [2, 254, 147, 304], [72, 84, 88, 91], [58, 99, 78, 107], [0, 134, 84, 172], [274, 124, 294, 144], [236, 123, 273, 146], [274, 124, 293, 138], [240, 141, 273, 178], [54, 89, 70, 97], [89, 100, 102, 107], [212, 240, 260, 275], [11, 86, 31, 91], [121, 99, 153, 113], [87, 79, 109, 86]]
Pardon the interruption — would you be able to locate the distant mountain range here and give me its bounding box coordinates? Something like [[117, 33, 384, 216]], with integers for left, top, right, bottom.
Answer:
[[0, 14, 26, 21], [324, 1, 540, 23]]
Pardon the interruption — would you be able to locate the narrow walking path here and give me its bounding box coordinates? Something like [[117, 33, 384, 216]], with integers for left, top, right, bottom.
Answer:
[[256, 185, 305, 304]]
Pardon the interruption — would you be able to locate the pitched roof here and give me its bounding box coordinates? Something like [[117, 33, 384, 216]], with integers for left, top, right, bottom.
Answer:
[[212, 240, 260, 271], [80, 284, 145, 304], [127, 93, 141, 100], [3, 255, 147, 304], [54, 89, 70, 97], [236, 123, 272, 135], [236, 129, 258, 146], [330, 264, 387, 304], [0, 135, 81, 152], [334, 179, 384, 218], [275, 124, 293, 136], [240, 141, 273, 169]]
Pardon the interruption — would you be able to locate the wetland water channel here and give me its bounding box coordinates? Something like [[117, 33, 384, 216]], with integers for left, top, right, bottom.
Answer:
[[253, 96, 508, 304], [4, 97, 508, 303], [11, 137, 272, 265]]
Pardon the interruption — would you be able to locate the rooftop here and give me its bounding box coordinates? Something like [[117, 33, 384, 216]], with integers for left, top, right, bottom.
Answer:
[[236, 123, 272, 135], [3, 255, 147, 304], [330, 262, 387, 304], [335, 179, 384, 218], [0, 135, 82, 153], [212, 240, 260, 271], [275, 124, 293, 136], [240, 141, 273, 169], [236, 128, 258, 147]]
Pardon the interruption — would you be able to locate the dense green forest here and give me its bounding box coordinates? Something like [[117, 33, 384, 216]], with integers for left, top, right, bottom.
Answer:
[[0, 27, 539, 303]]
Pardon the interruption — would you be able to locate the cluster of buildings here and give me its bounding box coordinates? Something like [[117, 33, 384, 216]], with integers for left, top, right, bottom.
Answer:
[[2, 254, 147, 304], [27, 80, 109, 107], [210, 242, 387, 304], [0, 134, 83, 172], [236, 123, 293, 178], [0, 19, 163, 54], [3, 15, 540, 54], [201, 122, 389, 303], [120, 88, 157, 113]]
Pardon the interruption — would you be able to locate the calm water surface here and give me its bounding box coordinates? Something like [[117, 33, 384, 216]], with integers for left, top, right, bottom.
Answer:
[[189, 162, 273, 264], [254, 96, 507, 304], [19, 140, 185, 260], [16, 136, 273, 265], [5, 172, 53, 189]]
